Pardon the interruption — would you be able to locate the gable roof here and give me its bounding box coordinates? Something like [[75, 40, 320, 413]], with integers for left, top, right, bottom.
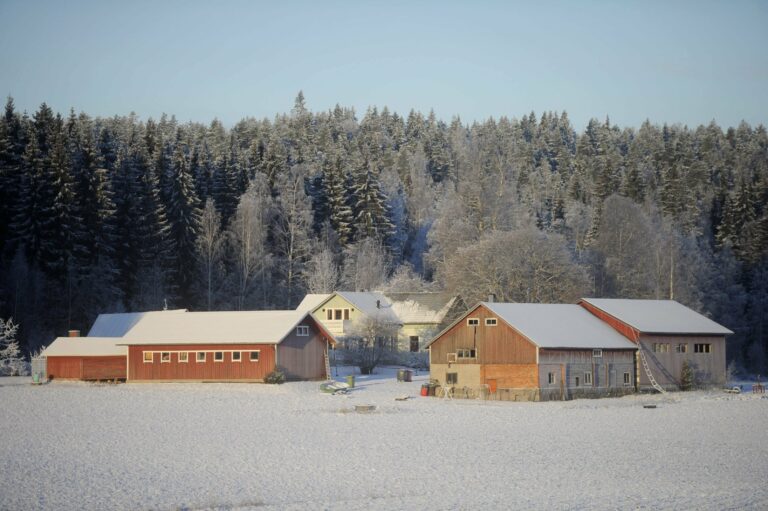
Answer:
[[307, 292, 401, 324], [87, 310, 187, 337], [426, 302, 637, 350], [580, 298, 734, 335], [296, 294, 332, 312], [385, 292, 458, 324], [40, 337, 126, 357], [117, 310, 328, 345]]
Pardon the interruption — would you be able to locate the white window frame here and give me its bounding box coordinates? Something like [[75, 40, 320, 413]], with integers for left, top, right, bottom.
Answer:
[[623, 372, 631, 386], [160, 352, 171, 363], [584, 371, 593, 385], [485, 318, 497, 326], [593, 349, 602, 358], [214, 351, 224, 362], [296, 325, 309, 336], [143, 351, 153, 363], [467, 318, 479, 326], [232, 351, 241, 362], [676, 343, 688, 354], [196, 352, 206, 363], [447, 353, 457, 363], [249, 351, 260, 362], [548, 372, 556, 385], [178, 352, 188, 363]]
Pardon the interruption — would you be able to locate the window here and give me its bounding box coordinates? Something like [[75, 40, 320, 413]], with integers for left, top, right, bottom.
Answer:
[[694, 343, 712, 354], [584, 372, 593, 385], [457, 348, 476, 359], [485, 318, 497, 326], [196, 352, 206, 363], [409, 336, 419, 353], [593, 349, 602, 358], [344, 309, 350, 320], [467, 318, 479, 326], [232, 351, 241, 362], [178, 352, 188, 363], [575, 376, 580, 387], [161, 352, 170, 363], [296, 325, 309, 336], [143, 351, 153, 363], [548, 372, 556, 385], [676, 343, 688, 354], [334, 309, 342, 320], [214, 351, 224, 362], [623, 372, 631, 386], [652, 343, 670, 353], [326, 309, 332, 320], [446, 373, 458, 385], [250, 351, 260, 362]]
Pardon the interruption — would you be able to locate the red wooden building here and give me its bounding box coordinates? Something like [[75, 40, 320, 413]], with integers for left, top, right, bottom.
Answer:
[[40, 310, 336, 382]]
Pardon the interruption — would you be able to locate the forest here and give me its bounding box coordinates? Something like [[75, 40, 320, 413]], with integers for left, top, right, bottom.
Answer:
[[0, 93, 766, 373]]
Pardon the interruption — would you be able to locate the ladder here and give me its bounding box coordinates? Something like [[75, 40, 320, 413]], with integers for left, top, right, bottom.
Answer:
[[637, 344, 666, 394], [323, 342, 332, 381]]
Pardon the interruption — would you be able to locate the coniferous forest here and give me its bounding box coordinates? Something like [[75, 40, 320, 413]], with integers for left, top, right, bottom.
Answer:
[[0, 93, 766, 373]]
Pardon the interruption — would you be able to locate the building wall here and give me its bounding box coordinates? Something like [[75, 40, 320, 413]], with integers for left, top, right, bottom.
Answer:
[[429, 304, 537, 366], [47, 356, 127, 380], [311, 295, 361, 336], [127, 343, 276, 381], [278, 319, 329, 380], [538, 349, 635, 400], [637, 334, 726, 388], [398, 323, 438, 351], [578, 301, 640, 342]]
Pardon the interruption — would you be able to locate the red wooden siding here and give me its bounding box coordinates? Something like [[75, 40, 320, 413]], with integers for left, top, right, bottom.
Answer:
[[127, 344, 276, 381], [430, 304, 537, 365], [47, 356, 127, 380], [578, 300, 640, 342]]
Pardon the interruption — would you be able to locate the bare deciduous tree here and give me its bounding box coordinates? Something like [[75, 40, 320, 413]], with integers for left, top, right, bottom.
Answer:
[[196, 199, 224, 310], [305, 248, 339, 294]]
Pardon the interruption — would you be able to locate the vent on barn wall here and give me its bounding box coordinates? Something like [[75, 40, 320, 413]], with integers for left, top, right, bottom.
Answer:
[[447, 353, 457, 363]]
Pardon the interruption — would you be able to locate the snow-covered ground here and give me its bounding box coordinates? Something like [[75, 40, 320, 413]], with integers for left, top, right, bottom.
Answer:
[[1, 368, 767, 510]]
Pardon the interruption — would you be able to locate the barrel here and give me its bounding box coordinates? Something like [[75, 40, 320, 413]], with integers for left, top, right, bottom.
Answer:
[[346, 374, 355, 388]]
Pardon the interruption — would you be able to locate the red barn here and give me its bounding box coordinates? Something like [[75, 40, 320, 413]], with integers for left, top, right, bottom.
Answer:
[[40, 310, 336, 382]]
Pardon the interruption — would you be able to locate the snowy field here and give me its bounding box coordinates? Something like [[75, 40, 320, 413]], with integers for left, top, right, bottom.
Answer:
[[1, 369, 767, 511]]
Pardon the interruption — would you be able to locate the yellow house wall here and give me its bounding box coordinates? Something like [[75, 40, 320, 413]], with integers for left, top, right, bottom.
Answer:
[[399, 323, 439, 351]]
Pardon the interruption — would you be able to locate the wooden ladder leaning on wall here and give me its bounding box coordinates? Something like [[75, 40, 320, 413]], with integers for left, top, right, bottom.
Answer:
[[324, 340, 332, 381], [637, 344, 666, 394]]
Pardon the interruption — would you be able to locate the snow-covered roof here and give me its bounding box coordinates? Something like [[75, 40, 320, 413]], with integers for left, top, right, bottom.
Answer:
[[580, 298, 734, 335], [118, 310, 318, 345], [296, 294, 332, 312], [385, 292, 458, 325], [87, 310, 187, 337], [335, 292, 401, 324], [40, 337, 126, 357], [427, 302, 636, 349]]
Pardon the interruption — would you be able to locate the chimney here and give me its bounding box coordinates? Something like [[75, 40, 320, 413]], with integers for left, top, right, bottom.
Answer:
[[488, 294, 495, 303], [68, 329, 81, 338]]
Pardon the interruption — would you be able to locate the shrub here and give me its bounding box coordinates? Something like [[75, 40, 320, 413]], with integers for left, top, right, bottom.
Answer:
[[680, 360, 694, 391], [264, 368, 285, 384]]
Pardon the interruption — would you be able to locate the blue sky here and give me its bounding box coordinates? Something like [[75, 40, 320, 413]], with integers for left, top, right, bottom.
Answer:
[[0, 0, 766, 130]]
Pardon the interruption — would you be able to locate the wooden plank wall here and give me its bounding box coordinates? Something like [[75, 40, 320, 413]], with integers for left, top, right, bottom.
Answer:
[[128, 343, 275, 381], [430, 304, 537, 365], [481, 364, 538, 389], [47, 356, 126, 380], [278, 318, 328, 380], [637, 335, 726, 387], [578, 301, 640, 342]]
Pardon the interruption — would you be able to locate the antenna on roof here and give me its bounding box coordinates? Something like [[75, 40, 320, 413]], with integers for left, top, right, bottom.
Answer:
[[163, 299, 168, 311]]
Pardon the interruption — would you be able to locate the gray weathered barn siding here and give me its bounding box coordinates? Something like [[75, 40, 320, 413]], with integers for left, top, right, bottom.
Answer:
[[637, 335, 726, 389], [538, 349, 635, 400]]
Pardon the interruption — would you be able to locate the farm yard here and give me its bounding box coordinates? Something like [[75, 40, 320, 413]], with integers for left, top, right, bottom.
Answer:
[[1, 368, 766, 510]]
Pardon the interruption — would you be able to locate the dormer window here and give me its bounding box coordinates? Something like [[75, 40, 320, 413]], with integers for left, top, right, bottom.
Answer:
[[297, 325, 309, 336]]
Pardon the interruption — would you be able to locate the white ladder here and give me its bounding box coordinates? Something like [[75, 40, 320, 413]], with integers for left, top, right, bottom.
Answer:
[[637, 345, 666, 394], [324, 344, 332, 381]]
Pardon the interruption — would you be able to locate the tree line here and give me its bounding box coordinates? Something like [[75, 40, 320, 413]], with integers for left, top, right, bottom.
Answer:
[[0, 93, 766, 373]]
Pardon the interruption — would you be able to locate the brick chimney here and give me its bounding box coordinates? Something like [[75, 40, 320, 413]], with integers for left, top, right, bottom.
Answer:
[[68, 329, 81, 338]]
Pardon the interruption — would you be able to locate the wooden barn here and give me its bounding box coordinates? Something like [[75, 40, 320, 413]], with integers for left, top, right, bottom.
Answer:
[[40, 310, 336, 382], [579, 298, 732, 389], [426, 302, 638, 401]]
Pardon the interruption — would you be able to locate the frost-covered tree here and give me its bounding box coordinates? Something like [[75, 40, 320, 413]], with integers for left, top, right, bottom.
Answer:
[[196, 199, 224, 310], [305, 248, 339, 294], [0, 317, 22, 375]]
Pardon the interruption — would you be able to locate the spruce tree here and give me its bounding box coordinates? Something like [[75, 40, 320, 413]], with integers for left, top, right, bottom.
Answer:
[[352, 165, 394, 242]]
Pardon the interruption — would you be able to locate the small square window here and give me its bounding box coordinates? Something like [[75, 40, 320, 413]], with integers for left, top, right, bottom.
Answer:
[[585, 372, 593, 385], [548, 372, 555, 385], [161, 352, 170, 363], [446, 373, 458, 385], [297, 325, 309, 336], [575, 376, 580, 387], [249, 351, 260, 362], [232, 351, 241, 362], [623, 372, 631, 386], [143, 351, 153, 363], [467, 318, 479, 326], [196, 352, 206, 363], [593, 349, 602, 358], [178, 352, 188, 363], [485, 318, 497, 326], [214, 351, 224, 362]]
